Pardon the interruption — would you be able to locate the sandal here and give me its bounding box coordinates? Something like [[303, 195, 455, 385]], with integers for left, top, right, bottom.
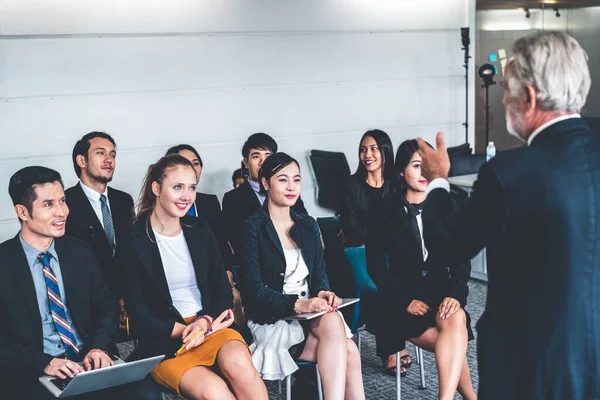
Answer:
[[384, 364, 407, 377], [382, 355, 407, 377], [400, 354, 412, 369]]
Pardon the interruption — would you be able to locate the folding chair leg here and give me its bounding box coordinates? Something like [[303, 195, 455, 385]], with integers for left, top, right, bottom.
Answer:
[[286, 374, 292, 400], [396, 351, 401, 400], [315, 364, 324, 400], [414, 342, 420, 365], [278, 379, 282, 394], [418, 346, 426, 389]]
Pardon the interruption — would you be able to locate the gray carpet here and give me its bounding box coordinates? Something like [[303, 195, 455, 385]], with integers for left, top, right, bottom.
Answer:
[[117, 280, 487, 399]]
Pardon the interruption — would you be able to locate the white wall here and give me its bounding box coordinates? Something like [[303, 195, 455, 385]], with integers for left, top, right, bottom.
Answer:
[[570, 7, 600, 117], [0, 0, 475, 242]]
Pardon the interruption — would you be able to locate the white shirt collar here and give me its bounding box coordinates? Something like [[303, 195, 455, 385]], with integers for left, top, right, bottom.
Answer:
[[527, 113, 581, 146], [79, 181, 108, 202]]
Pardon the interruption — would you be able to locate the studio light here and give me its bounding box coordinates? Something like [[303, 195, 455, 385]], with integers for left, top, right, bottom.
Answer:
[[525, 7, 531, 18], [554, 7, 561, 17]]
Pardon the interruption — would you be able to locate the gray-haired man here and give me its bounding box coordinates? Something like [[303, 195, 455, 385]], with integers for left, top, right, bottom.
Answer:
[[418, 32, 598, 399]]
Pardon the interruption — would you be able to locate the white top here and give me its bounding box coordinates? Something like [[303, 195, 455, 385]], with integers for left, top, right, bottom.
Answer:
[[282, 248, 310, 299], [404, 207, 429, 262], [79, 181, 110, 228], [153, 229, 203, 318]]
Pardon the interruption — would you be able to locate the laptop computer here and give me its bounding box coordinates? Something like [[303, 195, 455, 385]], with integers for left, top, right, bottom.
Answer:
[[283, 298, 359, 320], [38, 354, 164, 398]]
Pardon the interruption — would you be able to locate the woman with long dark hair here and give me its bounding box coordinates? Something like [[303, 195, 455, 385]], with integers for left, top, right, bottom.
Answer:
[[340, 129, 396, 246], [338, 129, 412, 375], [239, 152, 365, 400], [366, 139, 477, 400], [122, 155, 267, 400]]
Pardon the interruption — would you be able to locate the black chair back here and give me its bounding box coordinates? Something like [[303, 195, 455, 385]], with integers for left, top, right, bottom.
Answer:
[[449, 153, 485, 177], [310, 150, 351, 212]]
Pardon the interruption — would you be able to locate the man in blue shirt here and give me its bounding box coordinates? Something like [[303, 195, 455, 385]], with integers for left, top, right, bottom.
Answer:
[[0, 166, 122, 399]]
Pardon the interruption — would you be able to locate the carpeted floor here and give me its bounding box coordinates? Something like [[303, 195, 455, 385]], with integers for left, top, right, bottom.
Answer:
[[118, 280, 487, 399]]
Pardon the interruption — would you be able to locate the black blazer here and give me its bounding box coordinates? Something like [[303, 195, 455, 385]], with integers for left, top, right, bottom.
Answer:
[[223, 181, 308, 265], [238, 208, 330, 325], [422, 118, 600, 400], [193, 192, 233, 270], [366, 193, 470, 311], [121, 214, 232, 359], [0, 235, 117, 377], [65, 183, 134, 299], [339, 173, 397, 246]]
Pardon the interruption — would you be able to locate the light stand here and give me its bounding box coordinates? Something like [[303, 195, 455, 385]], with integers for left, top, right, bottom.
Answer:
[[461, 27, 471, 145], [478, 64, 496, 147]]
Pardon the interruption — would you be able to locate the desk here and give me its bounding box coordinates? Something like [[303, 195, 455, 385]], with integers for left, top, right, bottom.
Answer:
[[446, 174, 487, 282]]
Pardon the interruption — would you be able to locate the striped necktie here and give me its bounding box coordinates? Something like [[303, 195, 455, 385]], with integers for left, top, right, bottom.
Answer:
[[99, 194, 116, 256], [38, 252, 80, 361]]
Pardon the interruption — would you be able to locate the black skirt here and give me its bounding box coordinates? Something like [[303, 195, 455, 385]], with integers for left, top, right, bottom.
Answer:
[[404, 293, 474, 340], [378, 295, 474, 356]]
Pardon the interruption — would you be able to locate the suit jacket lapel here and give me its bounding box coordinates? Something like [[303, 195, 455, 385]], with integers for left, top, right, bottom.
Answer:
[[54, 237, 86, 335], [73, 183, 110, 248], [241, 181, 262, 214], [182, 226, 206, 293], [131, 229, 173, 305], [7, 235, 43, 346], [389, 198, 422, 255]]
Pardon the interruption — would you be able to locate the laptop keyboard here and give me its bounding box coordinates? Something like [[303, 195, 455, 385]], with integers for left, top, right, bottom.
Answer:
[[50, 377, 72, 391]]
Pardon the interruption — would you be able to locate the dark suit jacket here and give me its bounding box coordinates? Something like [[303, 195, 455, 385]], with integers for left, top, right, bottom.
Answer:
[[193, 192, 233, 270], [121, 214, 232, 360], [340, 173, 397, 246], [238, 208, 330, 325], [0, 235, 117, 377], [65, 183, 134, 299], [366, 193, 470, 311], [223, 181, 308, 266], [422, 118, 600, 399]]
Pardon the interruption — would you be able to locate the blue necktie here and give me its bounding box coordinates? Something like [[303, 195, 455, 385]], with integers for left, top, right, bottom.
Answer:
[[38, 252, 80, 361], [99, 195, 116, 256], [187, 203, 197, 217]]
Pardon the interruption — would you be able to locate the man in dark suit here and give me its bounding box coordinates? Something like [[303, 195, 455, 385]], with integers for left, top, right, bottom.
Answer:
[[1, 166, 121, 399], [65, 132, 134, 333], [223, 133, 308, 266], [417, 32, 597, 399]]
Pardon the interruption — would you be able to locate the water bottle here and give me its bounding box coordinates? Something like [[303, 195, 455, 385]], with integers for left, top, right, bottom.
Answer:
[[486, 141, 496, 161]]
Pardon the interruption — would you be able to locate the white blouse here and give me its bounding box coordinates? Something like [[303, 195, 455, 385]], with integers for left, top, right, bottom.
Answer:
[[153, 229, 203, 318], [282, 248, 310, 299]]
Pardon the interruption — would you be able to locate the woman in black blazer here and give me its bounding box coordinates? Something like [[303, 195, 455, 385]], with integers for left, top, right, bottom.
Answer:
[[366, 140, 476, 400], [166, 144, 244, 329], [338, 129, 412, 374], [340, 129, 397, 246], [239, 153, 365, 400], [122, 155, 267, 400]]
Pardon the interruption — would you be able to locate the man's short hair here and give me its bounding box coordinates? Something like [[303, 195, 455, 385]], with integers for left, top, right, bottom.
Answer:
[[72, 132, 117, 178], [241, 133, 278, 159], [231, 168, 244, 186], [9, 166, 64, 216], [508, 32, 591, 113]]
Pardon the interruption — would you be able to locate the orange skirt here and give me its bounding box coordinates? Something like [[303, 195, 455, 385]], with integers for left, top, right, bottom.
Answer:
[[151, 316, 247, 395]]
